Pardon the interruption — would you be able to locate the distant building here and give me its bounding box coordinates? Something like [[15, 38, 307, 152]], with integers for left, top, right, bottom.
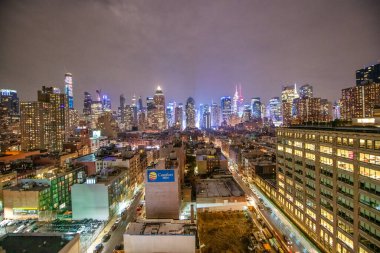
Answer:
[[220, 96, 232, 124], [211, 102, 220, 128], [268, 97, 282, 126], [0, 89, 20, 152], [83, 92, 92, 116], [356, 63, 380, 85], [166, 102, 175, 128], [242, 104, 251, 122], [251, 97, 261, 119], [64, 73, 74, 110], [174, 103, 183, 130], [299, 84, 313, 99], [281, 85, 298, 126], [153, 86, 166, 130], [102, 94, 111, 112], [185, 97, 196, 129]]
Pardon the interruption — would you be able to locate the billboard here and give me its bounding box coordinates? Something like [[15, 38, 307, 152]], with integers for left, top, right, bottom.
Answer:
[[147, 170, 175, 183]]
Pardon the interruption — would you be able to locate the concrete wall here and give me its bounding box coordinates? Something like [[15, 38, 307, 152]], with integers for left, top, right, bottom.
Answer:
[[3, 190, 39, 220], [145, 169, 180, 219], [71, 184, 109, 220], [124, 235, 195, 253]]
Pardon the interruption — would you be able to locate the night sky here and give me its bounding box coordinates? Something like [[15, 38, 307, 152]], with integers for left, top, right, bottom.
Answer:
[[0, 0, 379, 109]]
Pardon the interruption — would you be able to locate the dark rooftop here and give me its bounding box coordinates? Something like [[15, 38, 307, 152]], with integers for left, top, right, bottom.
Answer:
[[283, 125, 380, 134], [0, 233, 78, 253]]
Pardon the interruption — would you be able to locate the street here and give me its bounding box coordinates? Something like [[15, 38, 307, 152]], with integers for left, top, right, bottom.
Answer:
[[87, 190, 144, 253], [232, 169, 321, 253]]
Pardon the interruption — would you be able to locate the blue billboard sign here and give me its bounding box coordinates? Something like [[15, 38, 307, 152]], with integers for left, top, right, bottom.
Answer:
[[147, 169, 175, 183]]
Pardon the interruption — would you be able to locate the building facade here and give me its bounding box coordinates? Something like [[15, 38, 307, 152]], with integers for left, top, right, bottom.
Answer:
[[276, 127, 380, 253]]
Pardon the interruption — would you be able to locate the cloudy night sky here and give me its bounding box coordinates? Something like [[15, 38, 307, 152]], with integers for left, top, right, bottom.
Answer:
[[0, 0, 379, 108]]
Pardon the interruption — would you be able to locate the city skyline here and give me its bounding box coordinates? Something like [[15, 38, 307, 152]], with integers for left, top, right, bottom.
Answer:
[[1, 0, 379, 108]]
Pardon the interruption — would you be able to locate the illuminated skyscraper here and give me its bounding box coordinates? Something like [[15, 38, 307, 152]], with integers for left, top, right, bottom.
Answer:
[[299, 84, 313, 99], [138, 96, 143, 112], [146, 96, 155, 129], [281, 85, 298, 126], [251, 97, 261, 119], [0, 89, 20, 152], [153, 86, 166, 130], [242, 104, 251, 122], [166, 101, 175, 128], [64, 73, 74, 110], [268, 97, 282, 126], [185, 97, 196, 129], [83, 92, 92, 116], [356, 63, 380, 85], [20, 101, 51, 151], [174, 103, 183, 130], [119, 94, 126, 123], [220, 96, 232, 124], [200, 104, 210, 129], [102, 94, 111, 112], [232, 86, 239, 114], [38, 86, 69, 152], [210, 102, 220, 129], [131, 95, 138, 128]]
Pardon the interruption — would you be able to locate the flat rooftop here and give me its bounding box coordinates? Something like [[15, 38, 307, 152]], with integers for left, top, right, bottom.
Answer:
[[197, 178, 244, 198], [6, 183, 49, 192], [75, 153, 96, 162], [0, 233, 78, 253], [126, 222, 196, 236]]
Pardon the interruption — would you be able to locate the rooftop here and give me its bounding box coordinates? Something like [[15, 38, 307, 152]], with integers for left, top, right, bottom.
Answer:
[[126, 222, 196, 236], [196, 178, 244, 198], [283, 125, 380, 134], [0, 233, 79, 253]]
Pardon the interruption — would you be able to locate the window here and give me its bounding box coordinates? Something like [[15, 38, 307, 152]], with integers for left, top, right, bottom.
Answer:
[[337, 231, 353, 249], [321, 208, 333, 221], [366, 140, 373, 149], [305, 143, 315, 151], [305, 152, 315, 161], [320, 145, 332, 154], [320, 156, 333, 165], [375, 140, 380, 150], [321, 218, 333, 233], [359, 153, 380, 165], [294, 150, 303, 157], [360, 139, 366, 148], [360, 166, 380, 180], [337, 149, 354, 159], [306, 208, 316, 219], [337, 161, 354, 172]]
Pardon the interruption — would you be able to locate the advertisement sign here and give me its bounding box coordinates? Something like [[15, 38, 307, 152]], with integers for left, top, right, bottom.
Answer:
[[147, 169, 175, 183]]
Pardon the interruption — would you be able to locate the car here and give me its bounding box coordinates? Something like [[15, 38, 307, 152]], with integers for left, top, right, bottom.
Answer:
[[102, 233, 111, 242], [110, 223, 118, 231], [283, 235, 293, 246], [113, 244, 124, 252], [93, 243, 104, 253]]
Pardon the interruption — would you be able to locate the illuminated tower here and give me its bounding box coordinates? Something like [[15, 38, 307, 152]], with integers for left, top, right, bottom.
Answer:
[[174, 103, 184, 130], [64, 73, 74, 109], [185, 97, 196, 129], [251, 97, 261, 119], [220, 96, 232, 124], [211, 102, 220, 129], [232, 85, 239, 114], [153, 86, 166, 130]]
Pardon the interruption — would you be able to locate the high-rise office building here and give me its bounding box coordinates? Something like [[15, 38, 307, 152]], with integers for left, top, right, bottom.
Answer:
[[20, 101, 51, 151], [293, 97, 322, 123], [211, 102, 220, 129], [200, 104, 210, 129], [341, 83, 380, 121], [64, 73, 74, 110], [124, 105, 133, 131], [268, 97, 282, 126], [138, 96, 143, 112], [276, 126, 380, 253], [38, 86, 69, 152], [0, 89, 20, 152], [146, 96, 155, 129], [299, 84, 313, 99], [119, 94, 126, 123], [153, 86, 166, 130], [166, 102, 175, 128], [131, 95, 138, 129], [102, 94, 111, 112], [232, 86, 239, 114], [242, 104, 252, 122], [281, 85, 299, 126], [83, 92, 92, 116], [220, 96, 232, 124], [174, 103, 183, 130], [185, 97, 196, 129], [333, 100, 342, 120], [356, 63, 380, 85], [251, 97, 262, 119]]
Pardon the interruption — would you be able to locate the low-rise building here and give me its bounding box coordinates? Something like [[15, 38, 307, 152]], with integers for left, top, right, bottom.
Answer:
[[124, 221, 196, 253]]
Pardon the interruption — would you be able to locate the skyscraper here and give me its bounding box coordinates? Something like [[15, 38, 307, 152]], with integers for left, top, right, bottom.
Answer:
[[153, 86, 166, 130], [38, 86, 69, 152], [174, 103, 183, 130], [211, 102, 220, 129], [119, 94, 126, 123], [83, 92, 92, 116], [102, 94, 111, 112], [250, 97, 261, 119], [146, 96, 155, 129], [242, 104, 252, 122], [0, 89, 20, 152], [232, 86, 239, 114], [64, 73, 74, 110], [220, 96, 232, 124], [20, 101, 51, 151], [166, 102, 175, 128], [281, 85, 299, 126], [299, 84, 313, 99], [356, 63, 380, 85], [200, 104, 210, 129], [185, 97, 196, 129], [268, 97, 282, 126], [138, 96, 143, 112]]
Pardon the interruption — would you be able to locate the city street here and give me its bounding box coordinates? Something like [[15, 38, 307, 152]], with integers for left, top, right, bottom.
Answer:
[[87, 190, 144, 253], [231, 169, 321, 253]]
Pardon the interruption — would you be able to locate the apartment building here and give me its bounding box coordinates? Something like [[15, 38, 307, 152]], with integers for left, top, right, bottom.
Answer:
[[276, 126, 380, 253]]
